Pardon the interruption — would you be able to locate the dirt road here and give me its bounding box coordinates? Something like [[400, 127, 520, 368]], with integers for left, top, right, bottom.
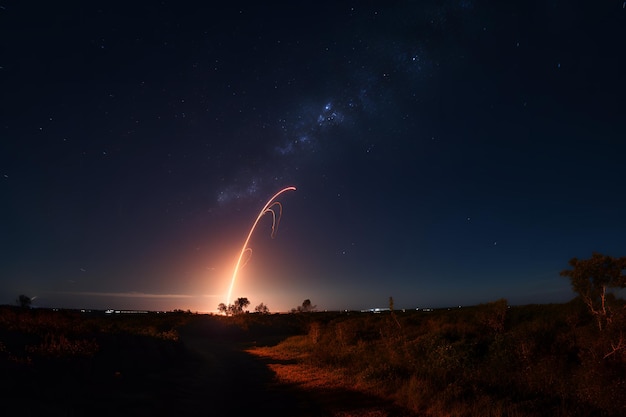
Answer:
[[174, 335, 329, 416], [173, 329, 415, 417], [4, 317, 413, 417]]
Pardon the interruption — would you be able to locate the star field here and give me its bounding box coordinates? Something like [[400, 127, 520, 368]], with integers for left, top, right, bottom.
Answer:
[[1, 1, 625, 312]]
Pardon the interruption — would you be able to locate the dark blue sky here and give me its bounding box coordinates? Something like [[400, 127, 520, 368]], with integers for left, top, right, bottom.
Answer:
[[1, 1, 625, 312]]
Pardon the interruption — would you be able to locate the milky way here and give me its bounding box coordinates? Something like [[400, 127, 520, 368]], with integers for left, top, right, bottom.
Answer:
[[1, 1, 625, 312]]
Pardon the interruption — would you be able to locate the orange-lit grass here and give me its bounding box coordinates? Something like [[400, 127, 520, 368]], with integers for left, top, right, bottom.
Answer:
[[246, 306, 596, 417], [247, 335, 352, 390], [249, 338, 534, 417], [246, 335, 410, 416], [248, 337, 406, 417]]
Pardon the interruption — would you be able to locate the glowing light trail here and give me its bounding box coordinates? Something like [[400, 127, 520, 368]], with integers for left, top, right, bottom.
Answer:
[[226, 186, 296, 305]]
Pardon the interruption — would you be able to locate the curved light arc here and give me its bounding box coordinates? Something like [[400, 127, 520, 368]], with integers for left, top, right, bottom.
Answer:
[[226, 186, 296, 306]]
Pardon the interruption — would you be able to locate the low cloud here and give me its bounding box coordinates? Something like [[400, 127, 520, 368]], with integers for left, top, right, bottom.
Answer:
[[54, 291, 219, 299]]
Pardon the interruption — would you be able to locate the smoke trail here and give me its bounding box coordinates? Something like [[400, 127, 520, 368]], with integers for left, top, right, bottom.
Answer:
[[226, 186, 296, 305]]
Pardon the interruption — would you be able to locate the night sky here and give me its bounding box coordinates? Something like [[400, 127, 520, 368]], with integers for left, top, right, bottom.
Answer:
[[2, 1, 625, 313]]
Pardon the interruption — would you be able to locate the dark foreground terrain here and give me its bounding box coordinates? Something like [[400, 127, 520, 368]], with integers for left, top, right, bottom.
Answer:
[[0, 307, 412, 417], [2, 300, 626, 416]]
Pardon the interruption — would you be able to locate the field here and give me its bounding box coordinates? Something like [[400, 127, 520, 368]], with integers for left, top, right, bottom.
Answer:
[[1, 300, 625, 416]]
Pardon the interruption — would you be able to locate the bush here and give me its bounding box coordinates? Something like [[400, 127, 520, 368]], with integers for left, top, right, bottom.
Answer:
[[268, 302, 626, 416]]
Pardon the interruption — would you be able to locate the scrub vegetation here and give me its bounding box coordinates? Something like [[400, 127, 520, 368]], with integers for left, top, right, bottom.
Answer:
[[1, 300, 625, 416], [255, 253, 626, 416], [257, 299, 626, 416], [2, 253, 625, 416]]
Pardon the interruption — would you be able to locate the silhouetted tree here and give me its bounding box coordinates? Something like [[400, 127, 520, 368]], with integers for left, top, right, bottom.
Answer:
[[217, 303, 228, 315], [17, 294, 31, 309], [254, 302, 270, 314], [297, 299, 316, 312], [232, 297, 250, 315], [561, 252, 626, 330]]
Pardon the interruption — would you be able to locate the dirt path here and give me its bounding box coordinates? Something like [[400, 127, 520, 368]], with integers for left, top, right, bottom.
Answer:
[[247, 345, 415, 417], [4, 320, 414, 417], [175, 335, 329, 416], [173, 332, 415, 417]]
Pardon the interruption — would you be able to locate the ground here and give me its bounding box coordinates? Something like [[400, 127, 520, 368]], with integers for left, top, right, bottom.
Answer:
[[1, 314, 415, 417], [175, 322, 415, 417]]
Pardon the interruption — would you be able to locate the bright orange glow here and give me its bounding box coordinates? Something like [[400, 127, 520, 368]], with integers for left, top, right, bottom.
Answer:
[[226, 186, 296, 305]]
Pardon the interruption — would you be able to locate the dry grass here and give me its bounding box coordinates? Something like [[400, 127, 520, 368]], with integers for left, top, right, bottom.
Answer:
[[3, 304, 625, 416], [247, 339, 410, 417], [248, 302, 626, 417], [249, 344, 350, 390]]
